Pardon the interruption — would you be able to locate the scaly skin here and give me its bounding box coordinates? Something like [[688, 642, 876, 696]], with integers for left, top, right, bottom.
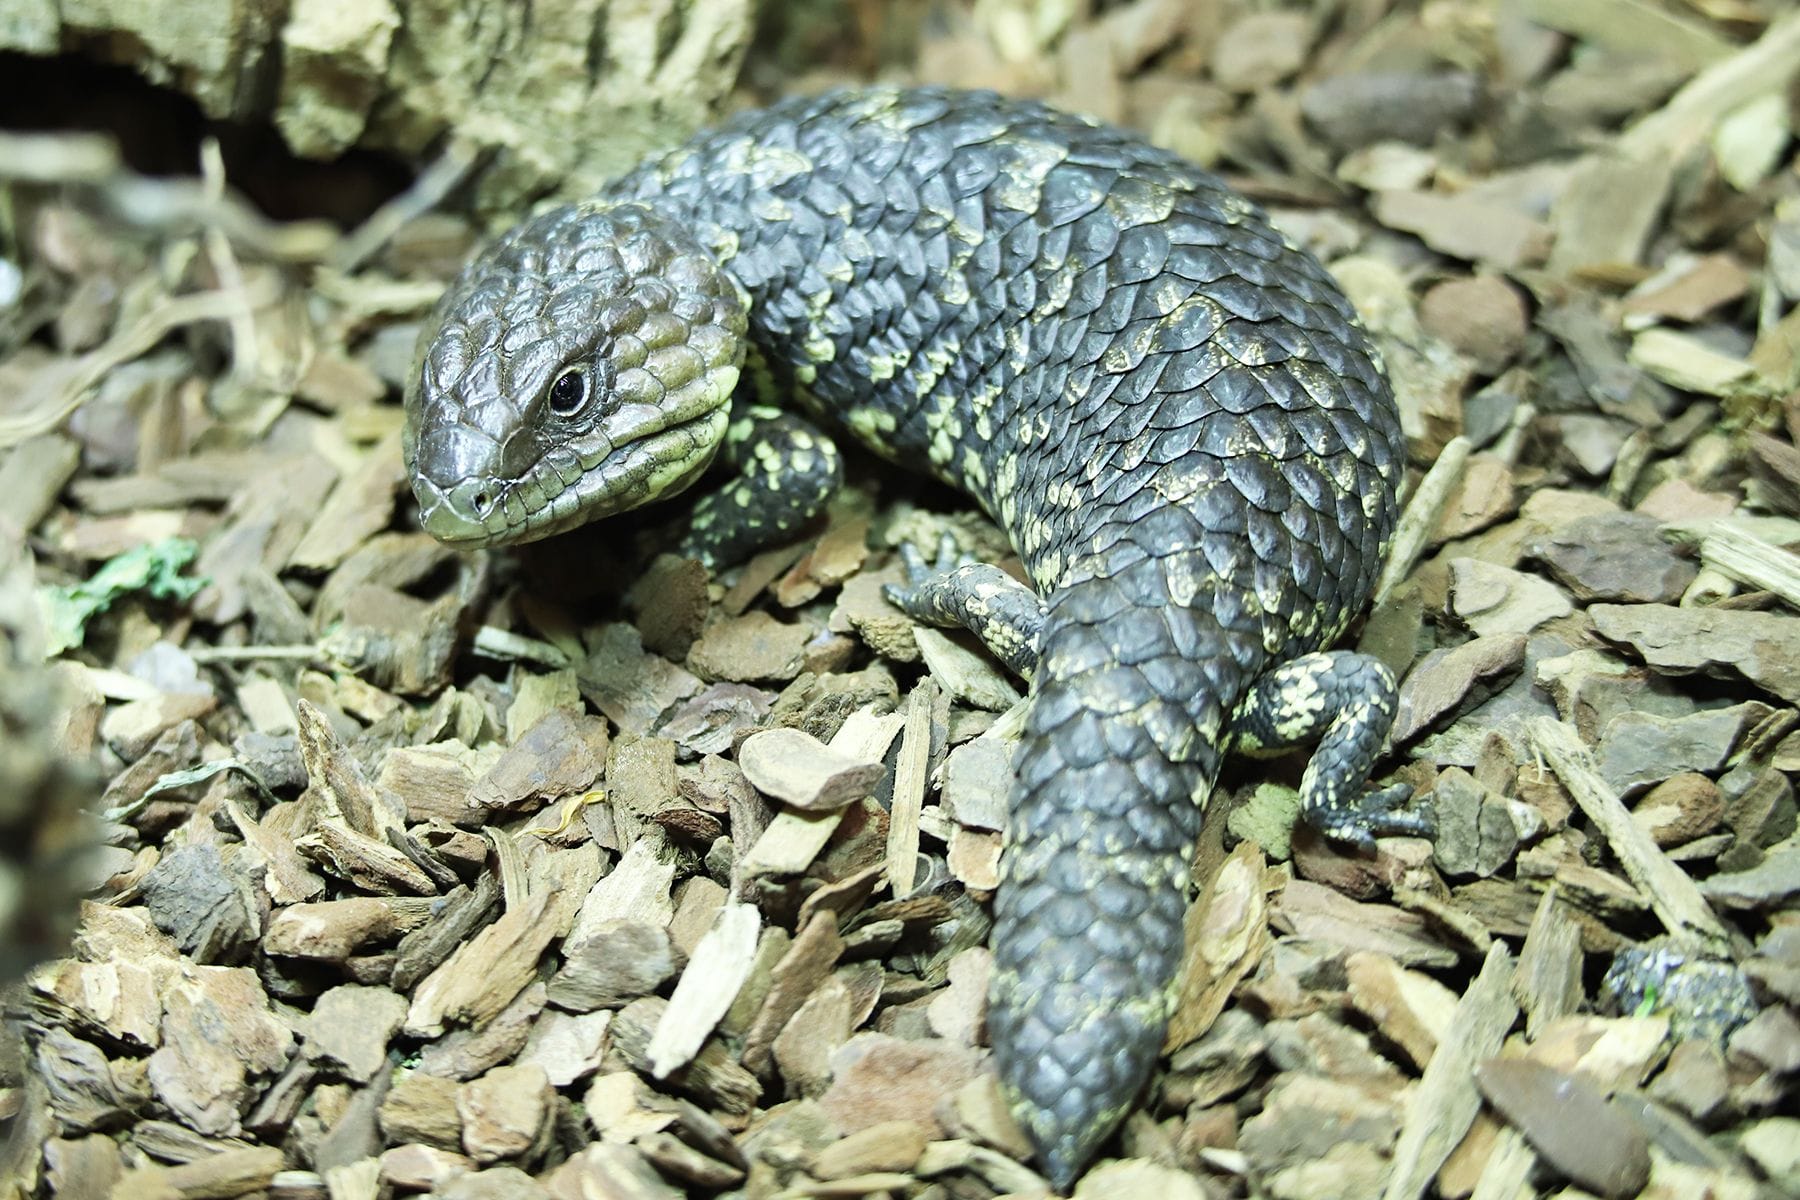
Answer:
[[405, 86, 1424, 1189]]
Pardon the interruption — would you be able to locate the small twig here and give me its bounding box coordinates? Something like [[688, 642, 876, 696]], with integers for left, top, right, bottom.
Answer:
[[185, 643, 321, 663], [333, 137, 483, 274], [1617, 8, 1800, 163], [1374, 436, 1472, 606], [199, 137, 263, 387], [1489, 401, 1536, 468], [1381, 943, 1519, 1200], [471, 625, 573, 669], [1696, 526, 1800, 610], [1604, 428, 1653, 505], [886, 678, 936, 898], [1527, 717, 1734, 951]]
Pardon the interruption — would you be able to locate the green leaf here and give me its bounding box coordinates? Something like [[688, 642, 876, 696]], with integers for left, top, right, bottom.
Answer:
[[38, 537, 207, 656]]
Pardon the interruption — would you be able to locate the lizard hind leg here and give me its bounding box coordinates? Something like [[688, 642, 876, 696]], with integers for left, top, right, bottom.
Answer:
[[1227, 651, 1428, 851]]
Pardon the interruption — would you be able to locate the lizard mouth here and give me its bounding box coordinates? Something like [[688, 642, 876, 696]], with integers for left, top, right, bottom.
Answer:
[[410, 366, 738, 549]]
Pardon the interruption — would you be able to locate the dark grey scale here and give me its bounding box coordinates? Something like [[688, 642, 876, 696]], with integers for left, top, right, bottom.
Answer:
[[407, 86, 1425, 1192]]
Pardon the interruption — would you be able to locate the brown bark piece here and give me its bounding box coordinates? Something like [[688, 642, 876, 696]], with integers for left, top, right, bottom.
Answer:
[[458, 1064, 553, 1164], [29, 960, 165, 1050], [548, 920, 683, 1013], [289, 429, 408, 572], [1474, 1058, 1651, 1198], [578, 622, 704, 737], [405, 888, 561, 1038], [687, 610, 811, 684], [773, 975, 856, 1097], [147, 967, 294, 1136], [380, 1073, 463, 1151], [264, 896, 402, 960], [415, 982, 547, 1082], [811, 1119, 929, 1180], [610, 997, 759, 1114], [1592, 603, 1800, 704], [1166, 841, 1271, 1052], [1343, 952, 1457, 1071], [946, 825, 1002, 891], [1391, 635, 1528, 744], [379, 1143, 474, 1192], [941, 732, 1012, 832], [818, 1034, 982, 1139], [518, 1010, 611, 1089], [295, 819, 439, 897], [304, 984, 408, 1082], [737, 726, 884, 812], [742, 910, 845, 1074], [627, 554, 711, 659], [637, 1130, 745, 1189], [1274, 880, 1458, 969], [378, 742, 492, 828], [1624, 253, 1751, 321], [469, 707, 608, 814], [1373, 190, 1552, 270]]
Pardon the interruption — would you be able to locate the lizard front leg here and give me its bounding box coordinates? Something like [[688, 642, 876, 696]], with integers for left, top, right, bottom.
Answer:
[[677, 403, 843, 568]]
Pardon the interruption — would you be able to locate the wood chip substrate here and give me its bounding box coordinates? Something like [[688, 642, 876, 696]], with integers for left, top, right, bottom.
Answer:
[[2, 2, 1798, 1198]]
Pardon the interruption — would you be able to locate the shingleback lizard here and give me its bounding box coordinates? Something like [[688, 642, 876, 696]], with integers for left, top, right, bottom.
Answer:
[[404, 86, 1429, 1189]]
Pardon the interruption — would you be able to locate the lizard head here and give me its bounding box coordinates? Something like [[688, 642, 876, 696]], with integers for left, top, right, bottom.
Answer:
[[403, 201, 746, 548]]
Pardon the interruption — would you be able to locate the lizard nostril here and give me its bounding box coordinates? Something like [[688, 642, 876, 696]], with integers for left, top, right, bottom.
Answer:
[[472, 490, 492, 514]]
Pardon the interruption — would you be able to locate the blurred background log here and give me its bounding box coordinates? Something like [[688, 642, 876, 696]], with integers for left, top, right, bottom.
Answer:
[[0, 0, 756, 217]]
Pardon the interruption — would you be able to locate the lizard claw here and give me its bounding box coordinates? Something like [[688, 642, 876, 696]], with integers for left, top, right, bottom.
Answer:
[[885, 531, 974, 617], [1312, 782, 1431, 852]]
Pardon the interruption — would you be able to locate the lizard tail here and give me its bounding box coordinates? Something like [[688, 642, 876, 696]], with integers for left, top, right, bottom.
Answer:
[[988, 565, 1254, 1190]]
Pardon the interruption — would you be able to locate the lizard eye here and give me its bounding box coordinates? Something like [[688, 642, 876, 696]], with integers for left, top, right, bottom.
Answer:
[[548, 367, 588, 416]]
